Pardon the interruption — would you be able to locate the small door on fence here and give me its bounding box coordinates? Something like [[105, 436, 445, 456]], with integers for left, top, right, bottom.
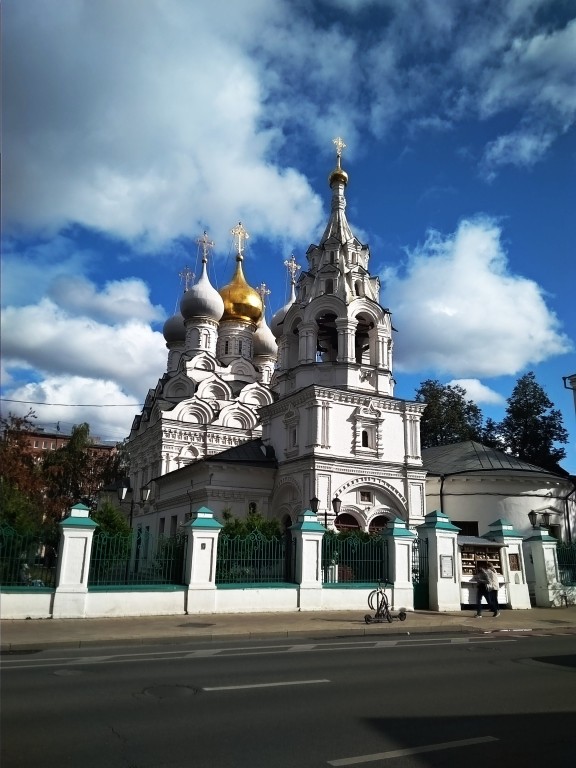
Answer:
[[412, 538, 429, 610]]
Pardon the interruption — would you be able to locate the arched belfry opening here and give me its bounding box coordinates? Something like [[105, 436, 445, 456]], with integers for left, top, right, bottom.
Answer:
[[316, 311, 338, 362], [354, 314, 374, 365]]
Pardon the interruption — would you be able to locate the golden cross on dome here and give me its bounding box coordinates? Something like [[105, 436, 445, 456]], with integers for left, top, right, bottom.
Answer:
[[197, 230, 215, 262], [231, 221, 249, 255], [284, 254, 301, 283], [257, 282, 271, 305], [179, 265, 195, 291], [333, 136, 346, 158]]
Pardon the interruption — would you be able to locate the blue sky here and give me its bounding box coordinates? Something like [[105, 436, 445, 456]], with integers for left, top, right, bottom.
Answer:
[[2, 0, 575, 471]]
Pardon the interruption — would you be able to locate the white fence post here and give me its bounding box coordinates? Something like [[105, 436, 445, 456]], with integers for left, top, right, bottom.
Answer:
[[290, 508, 325, 610], [484, 519, 531, 609], [524, 527, 563, 607], [417, 510, 461, 612], [381, 519, 416, 610], [184, 506, 222, 613], [52, 503, 98, 618]]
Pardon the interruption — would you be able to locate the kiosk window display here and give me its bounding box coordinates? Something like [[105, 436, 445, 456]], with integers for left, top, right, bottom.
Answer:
[[458, 536, 505, 607]]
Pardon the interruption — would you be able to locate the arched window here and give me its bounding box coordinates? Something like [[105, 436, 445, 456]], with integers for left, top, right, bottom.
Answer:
[[224, 340, 229, 354], [330, 251, 335, 264], [362, 430, 369, 447]]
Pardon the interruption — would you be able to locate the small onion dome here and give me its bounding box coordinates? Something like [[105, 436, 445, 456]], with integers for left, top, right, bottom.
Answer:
[[253, 315, 278, 357], [328, 154, 348, 186], [163, 312, 185, 343], [219, 260, 263, 324], [271, 283, 296, 338], [180, 263, 224, 321]]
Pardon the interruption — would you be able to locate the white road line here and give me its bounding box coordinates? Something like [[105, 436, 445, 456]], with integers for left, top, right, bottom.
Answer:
[[203, 679, 331, 691], [328, 736, 499, 765]]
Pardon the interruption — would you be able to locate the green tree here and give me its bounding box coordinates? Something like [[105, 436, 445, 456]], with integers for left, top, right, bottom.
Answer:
[[415, 379, 484, 448], [0, 411, 46, 534], [498, 371, 568, 471], [91, 500, 131, 536], [221, 508, 281, 537]]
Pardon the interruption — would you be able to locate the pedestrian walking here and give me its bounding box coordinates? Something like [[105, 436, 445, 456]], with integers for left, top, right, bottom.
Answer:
[[474, 561, 500, 617]]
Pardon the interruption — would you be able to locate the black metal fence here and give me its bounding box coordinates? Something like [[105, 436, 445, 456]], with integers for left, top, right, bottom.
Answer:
[[321, 533, 388, 584], [0, 522, 59, 588], [558, 542, 576, 585], [88, 530, 187, 586]]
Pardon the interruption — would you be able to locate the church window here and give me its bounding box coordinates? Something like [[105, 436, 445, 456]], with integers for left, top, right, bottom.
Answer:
[[360, 490, 372, 504], [351, 253, 356, 264], [290, 427, 298, 447], [330, 251, 335, 264], [224, 340, 229, 354], [361, 430, 369, 447], [325, 279, 334, 294], [248, 502, 257, 514], [159, 518, 165, 535], [239, 340, 243, 354]]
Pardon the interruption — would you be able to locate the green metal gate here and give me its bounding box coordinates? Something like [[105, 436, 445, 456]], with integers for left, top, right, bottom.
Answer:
[[412, 537, 429, 610]]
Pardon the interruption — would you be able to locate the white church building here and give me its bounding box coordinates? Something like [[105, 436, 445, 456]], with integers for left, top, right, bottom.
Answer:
[[124, 139, 574, 574]]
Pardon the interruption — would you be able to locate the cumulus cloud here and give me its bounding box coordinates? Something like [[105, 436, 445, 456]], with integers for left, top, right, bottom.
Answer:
[[1, 298, 167, 395], [2, 376, 140, 443], [382, 217, 573, 377], [3, 0, 573, 252], [447, 379, 505, 405]]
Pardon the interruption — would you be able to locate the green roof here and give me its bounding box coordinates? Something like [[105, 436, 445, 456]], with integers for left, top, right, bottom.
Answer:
[[422, 441, 566, 477]]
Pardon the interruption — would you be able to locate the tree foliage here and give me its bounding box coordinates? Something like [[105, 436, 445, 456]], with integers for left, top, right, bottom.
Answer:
[[415, 380, 483, 448], [0, 411, 47, 534], [0, 414, 126, 535], [221, 508, 281, 537], [415, 372, 569, 472], [498, 372, 568, 471], [91, 500, 131, 536]]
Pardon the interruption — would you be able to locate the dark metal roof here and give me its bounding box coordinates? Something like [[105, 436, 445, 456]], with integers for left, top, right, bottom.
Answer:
[[207, 439, 277, 467], [421, 441, 562, 476]]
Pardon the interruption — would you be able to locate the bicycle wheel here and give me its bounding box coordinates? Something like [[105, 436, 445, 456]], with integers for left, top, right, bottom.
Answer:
[[364, 614, 373, 624], [368, 590, 379, 612], [386, 608, 393, 623], [398, 611, 407, 622]]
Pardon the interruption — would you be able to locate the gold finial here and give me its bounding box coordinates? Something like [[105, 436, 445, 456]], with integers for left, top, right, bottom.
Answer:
[[284, 254, 301, 284], [231, 221, 249, 257], [179, 265, 195, 291], [333, 136, 346, 159], [197, 230, 215, 263], [329, 136, 349, 186]]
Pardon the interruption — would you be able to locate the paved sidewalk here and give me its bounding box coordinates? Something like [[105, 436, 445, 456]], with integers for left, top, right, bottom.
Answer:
[[2, 606, 576, 651]]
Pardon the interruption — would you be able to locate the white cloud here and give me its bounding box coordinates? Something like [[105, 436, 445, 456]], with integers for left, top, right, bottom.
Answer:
[[3, 0, 573, 253], [1, 299, 167, 395], [447, 379, 505, 405], [47, 276, 165, 324], [382, 217, 573, 377], [2, 376, 140, 443]]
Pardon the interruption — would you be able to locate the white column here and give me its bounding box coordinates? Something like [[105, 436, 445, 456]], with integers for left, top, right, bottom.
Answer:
[[381, 519, 416, 611], [290, 508, 325, 610], [184, 506, 223, 613], [52, 503, 98, 619], [524, 528, 564, 607], [417, 510, 462, 612], [484, 520, 531, 609]]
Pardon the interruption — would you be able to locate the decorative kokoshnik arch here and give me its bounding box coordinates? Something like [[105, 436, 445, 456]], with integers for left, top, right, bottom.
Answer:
[[333, 476, 408, 520]]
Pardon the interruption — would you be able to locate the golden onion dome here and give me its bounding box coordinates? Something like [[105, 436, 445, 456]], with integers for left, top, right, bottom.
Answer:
[[219, 259, 263, 324], [328, 164, 348, 186]]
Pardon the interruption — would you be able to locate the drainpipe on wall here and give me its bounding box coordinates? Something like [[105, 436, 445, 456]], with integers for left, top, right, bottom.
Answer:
[[439, 475, 446, 517]]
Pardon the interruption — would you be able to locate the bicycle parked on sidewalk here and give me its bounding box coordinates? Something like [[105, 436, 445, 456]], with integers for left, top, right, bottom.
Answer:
[[364, 581, 407, 624]]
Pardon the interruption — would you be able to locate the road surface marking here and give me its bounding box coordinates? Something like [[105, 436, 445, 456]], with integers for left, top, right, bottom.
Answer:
[[203, 679, 330, 691], [328, 735, 499, 765]]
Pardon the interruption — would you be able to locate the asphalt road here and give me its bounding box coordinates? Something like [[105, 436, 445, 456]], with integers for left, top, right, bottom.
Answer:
[[2, 632, 576, 767]]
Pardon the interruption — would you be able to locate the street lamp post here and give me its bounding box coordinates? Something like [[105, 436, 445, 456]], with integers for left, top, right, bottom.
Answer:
[[331, 495, 342, 530]]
